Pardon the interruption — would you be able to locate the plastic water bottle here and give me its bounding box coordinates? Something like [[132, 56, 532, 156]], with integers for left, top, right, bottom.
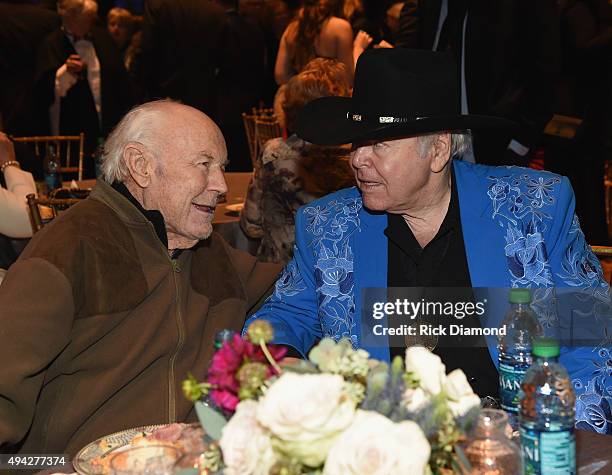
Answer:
[[519, 338, 576, 474], [43, 143, 62, 192], [498, 288, 542, 429]]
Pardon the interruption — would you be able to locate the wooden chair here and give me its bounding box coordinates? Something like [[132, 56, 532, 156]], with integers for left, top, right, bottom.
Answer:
[[26, 192, 85, 234], [251, 106, 276, 118], [12, 133, 85, 181], [254, 117, 282, 152], [241, 112, 259, 168]]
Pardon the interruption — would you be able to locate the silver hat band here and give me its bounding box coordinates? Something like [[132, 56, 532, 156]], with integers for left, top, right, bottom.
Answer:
[[346, 113, 424, 124]]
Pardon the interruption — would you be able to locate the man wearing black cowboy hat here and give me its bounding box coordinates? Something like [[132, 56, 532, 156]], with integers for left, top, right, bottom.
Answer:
[[245, 49, 610, 434]]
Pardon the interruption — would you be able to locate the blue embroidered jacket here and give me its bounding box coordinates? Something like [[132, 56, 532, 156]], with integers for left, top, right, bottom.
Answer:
[[246, 160, 612, 434]]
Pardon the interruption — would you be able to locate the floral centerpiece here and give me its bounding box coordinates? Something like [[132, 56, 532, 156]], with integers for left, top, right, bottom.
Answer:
[[183, 321, 480, 474]]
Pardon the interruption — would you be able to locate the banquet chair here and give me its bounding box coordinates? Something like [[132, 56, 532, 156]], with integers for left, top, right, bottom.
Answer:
[[254, 117, 282, 152], [251, 106, 276, 118], [241, 112, 259, 168], [12, 133, 85, 181], [26, 192, 85, 234]]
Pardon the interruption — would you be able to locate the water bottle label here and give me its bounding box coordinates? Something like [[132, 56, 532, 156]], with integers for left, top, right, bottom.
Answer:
[[499, 361, 527, 413], [520, 426, 575, 475], [45, 174, 60, 192]]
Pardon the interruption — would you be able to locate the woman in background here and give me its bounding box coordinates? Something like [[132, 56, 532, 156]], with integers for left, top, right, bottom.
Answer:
[[274, 0, 370, 85], [0, 132, 36, 274], [0, 133, 35, 239], [241, 58, 355, 264]]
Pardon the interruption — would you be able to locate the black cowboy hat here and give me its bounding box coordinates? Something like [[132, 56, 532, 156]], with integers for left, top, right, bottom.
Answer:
[[296, 48, 516, 145]]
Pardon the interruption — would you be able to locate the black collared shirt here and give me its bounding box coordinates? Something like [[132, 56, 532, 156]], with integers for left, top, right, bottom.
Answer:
[[112, 182, 186, 260], [385, 168, 499, 397]]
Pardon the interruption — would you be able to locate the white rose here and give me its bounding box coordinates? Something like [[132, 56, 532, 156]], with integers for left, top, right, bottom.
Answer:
[[445, 369, 475, 400], [256, 373, 356, 467], [220, 400, 276, 475], [448, 393, 481, 418], [324, 410, 431, 475], [402, 387, 430, 413], [404, 347, 446, 395], [445, 369, 480, 418]]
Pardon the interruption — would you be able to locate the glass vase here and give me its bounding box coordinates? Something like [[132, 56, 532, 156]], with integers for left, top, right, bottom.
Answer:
[[461, 408, 522, 474]]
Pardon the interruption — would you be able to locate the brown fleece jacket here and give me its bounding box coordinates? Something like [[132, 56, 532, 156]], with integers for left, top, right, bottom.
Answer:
[[0, 180, 280, 456]]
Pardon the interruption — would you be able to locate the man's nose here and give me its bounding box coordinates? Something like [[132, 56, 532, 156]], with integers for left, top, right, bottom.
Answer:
[[209, 167, 228, 195], [351, 146, 371, 169]]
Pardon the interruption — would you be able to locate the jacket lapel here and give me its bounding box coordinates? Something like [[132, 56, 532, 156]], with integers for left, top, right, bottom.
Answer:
[[354, 206, 390, 361], [454, 160, 510, 288]]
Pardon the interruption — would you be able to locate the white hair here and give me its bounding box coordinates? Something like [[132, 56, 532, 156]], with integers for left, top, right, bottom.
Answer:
[[417, 131, 473, 160], [58, 0, 98, 18], [100, 100, 177, 184]]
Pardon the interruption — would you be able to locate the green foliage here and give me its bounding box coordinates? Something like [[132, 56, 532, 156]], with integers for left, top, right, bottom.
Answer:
[[182, 372, 211, 402], [194, 401, 228, 441]]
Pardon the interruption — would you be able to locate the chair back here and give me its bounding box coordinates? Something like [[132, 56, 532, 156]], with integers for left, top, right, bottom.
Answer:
[[242, 107, 282, 167], [26, 190, 87, 233], [255, 117, 282, 152], [242, 112, 259, 168], [12, 134, 85, 180]]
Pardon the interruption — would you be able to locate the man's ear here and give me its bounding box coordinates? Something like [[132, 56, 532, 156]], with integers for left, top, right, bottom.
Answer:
[[123, 144, 153, 187], [430, 133, 452, 173]]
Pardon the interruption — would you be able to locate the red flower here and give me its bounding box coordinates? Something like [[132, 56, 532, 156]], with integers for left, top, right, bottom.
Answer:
[[210, 389, 240, 412], [205, 334, 288, 413]]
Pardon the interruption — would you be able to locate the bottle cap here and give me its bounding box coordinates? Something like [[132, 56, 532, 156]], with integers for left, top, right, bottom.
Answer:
[[509, 288, 531, 304], [532, 337, 560, 357]]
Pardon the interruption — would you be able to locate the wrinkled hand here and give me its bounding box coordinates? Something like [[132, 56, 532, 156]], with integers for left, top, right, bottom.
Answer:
[[353, 30, 373, 51], [0, 132, 16, 167], [65, 54, 86, 75], [374, 40, 394, 49]]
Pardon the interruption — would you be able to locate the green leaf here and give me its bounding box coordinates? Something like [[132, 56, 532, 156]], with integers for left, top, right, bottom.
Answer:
[[194, 401, 228, 441]]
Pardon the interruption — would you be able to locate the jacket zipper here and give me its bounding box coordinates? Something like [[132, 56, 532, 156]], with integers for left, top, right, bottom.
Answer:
[[141, 220, 185, 423], [168, 257, 185, 422]]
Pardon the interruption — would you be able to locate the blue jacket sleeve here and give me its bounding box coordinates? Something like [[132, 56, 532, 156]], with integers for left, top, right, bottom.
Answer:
[[547, 177, 612, 434], [243, 207, 322, 357]]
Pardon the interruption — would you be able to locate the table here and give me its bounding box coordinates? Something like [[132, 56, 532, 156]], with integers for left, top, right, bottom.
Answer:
[[69, 173, 258, 254], [212, 172, 259, 253], [34, 429, 612, 474]]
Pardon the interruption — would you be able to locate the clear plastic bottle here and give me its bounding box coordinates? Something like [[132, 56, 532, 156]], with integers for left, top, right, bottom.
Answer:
[[43, 143, 62, 193], [498, 288, 543, 429], [519, 338, 576, 475]]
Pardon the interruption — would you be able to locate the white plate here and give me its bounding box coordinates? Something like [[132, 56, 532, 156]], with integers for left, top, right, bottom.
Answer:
[[73, 424, 165, 475], [225, 203, 244, 213]]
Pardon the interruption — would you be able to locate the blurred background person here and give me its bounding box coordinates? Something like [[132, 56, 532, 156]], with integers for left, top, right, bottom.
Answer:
[[340, 0, 365, 29], [215, 0, 267, 171], [107, 6, 133, 53], [0, 1, 59, 137], [241, 58, 355, 264], [33, 0, 134, 178], [137, 0, 227, 121], [547, 0, 612, 243], [258, 0, 301, 105], [107, 6, 143, 97], [350, 0, 396, 46], [0, 133, 36, 271], [274, 0, 369, 85]]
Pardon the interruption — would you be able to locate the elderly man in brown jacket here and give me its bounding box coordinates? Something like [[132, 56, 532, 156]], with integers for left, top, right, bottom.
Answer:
[[0, 100, 280, 456]]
